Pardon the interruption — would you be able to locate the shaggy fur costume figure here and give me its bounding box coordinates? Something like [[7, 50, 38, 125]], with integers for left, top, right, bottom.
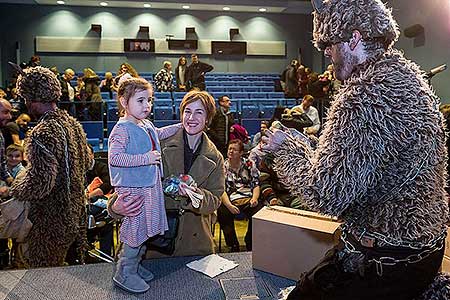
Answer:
[[12, 67, 90, 267], [272, 0, 450, 299]]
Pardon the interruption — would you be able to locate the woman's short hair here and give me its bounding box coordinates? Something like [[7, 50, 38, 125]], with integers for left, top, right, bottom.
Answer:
[[180, 90, 216, 126], [228, 139, 244, 152]]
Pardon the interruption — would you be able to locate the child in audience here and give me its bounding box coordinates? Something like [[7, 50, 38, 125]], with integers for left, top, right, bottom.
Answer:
[[6, 144, 25, 179], [108, 77, 180, 293]]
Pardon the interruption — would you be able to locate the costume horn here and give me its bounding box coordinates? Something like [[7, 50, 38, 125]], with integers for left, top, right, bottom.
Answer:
[[8, 61, 25, 76], [311, 0, 323, 13]]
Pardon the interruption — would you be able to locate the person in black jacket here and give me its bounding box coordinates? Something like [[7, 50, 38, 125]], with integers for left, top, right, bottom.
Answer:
[[207, 95, 234, 158], [186, 54, 213, 91]]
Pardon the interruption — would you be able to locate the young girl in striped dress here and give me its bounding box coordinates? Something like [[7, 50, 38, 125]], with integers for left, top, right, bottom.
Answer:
[[108, 77, 180, 293]]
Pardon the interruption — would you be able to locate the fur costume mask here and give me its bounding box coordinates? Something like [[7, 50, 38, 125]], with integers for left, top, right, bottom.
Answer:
[[311, 0, 400, 51], [16, 66, 62, 103]]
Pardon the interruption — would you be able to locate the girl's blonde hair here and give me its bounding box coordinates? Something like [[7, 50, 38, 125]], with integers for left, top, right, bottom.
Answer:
[[117, 78, 153, 115]]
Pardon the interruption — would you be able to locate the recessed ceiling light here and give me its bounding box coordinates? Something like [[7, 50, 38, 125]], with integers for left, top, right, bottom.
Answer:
[[258, 8, 267, 12], [56, 0, 65, 4], [100, 2, 108, 6], [144, 3, 151, 8], [223, 7, 230, 11], [182, 5, 190, 9]]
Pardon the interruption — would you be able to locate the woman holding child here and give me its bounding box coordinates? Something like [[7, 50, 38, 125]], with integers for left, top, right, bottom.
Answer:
[[108, 89, 225, 261]]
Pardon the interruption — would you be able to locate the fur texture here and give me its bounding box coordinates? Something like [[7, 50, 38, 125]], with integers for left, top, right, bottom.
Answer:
[[274, 48, 448, 244], [11, 109, 90, 267], [312, 0, 400, 51], [416, 273, 450, 300], [273, 49, 449, 296], [16, 66, 62, 103]]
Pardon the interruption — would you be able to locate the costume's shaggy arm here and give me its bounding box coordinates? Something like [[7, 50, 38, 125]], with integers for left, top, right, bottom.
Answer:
[[274, 98, 385, 217], [11, 130, 59, 202]]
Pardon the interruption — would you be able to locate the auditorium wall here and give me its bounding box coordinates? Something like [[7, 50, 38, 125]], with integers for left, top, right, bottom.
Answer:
[[0, 3, 313, 85], [389, 0, 450, 102]]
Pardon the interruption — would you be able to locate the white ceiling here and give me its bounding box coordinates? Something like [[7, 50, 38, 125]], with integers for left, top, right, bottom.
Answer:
[[0, 0, 312, 14]]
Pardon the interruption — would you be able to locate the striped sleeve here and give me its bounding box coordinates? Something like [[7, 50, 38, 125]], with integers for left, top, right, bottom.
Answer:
[[108, 124, 151, 167], [155, 123, 182, 140]]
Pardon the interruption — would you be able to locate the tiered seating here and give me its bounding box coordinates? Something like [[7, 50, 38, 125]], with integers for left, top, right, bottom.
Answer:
[[70, 72, 294, 148]]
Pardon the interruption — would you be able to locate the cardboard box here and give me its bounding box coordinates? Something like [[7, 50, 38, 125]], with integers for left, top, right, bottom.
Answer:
[[252, 206, 341, 281], [440, 227, 450, 272], [445, 227, 450, 257], [442, 255, 450, 273]]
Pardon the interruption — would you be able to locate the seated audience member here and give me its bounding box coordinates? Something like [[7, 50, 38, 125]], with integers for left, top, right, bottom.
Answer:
[[230, 124, 251, 152], [217, 139, 262, 252], [1, 113, 31, 148], [258, 153, 306, 209], [86, 144, 114, 258], [7, 88, 27, 119], [291, 95, 320, 135], [154, 61, 174, 92], [6, 144, 25, 179], [251, 120, 269, 148]]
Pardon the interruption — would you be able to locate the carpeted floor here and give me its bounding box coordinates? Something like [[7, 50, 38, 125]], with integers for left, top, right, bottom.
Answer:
[[0, 252, 294, 300]]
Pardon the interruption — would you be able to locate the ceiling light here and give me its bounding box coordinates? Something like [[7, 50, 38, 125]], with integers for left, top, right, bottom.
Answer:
[[258, 8, 267, 12], [100, 2, 108, 6], [56, 0, 65, 4], [144, 3, 151, 8], [182, 5, 190, 9], [223, 7, 230, 11]]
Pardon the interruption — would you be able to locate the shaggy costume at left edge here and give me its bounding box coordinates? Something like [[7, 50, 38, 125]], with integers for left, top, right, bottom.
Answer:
[[12, 66, 90, 267], [262, 0, 450, 299]]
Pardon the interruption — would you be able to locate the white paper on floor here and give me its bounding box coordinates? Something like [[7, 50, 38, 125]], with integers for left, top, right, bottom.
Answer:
[[186, 254, 239, 278]]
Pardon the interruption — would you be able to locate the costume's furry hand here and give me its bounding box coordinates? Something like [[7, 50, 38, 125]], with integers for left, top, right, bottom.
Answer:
[[261, 128, 289, 152]]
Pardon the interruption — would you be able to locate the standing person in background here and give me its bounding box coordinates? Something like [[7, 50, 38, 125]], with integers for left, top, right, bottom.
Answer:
[[12, 66, 90, 268], [175, 56, 188, 91], [284, 59, 300, 99], [113, 63, 140, 92], [207, 95, 234, 158], [28, 55, 40, 68], [59, 68, 76, 116], [154, 61, 174, 92], [81, 68, 102, 121], [186, 54, 213, 91]]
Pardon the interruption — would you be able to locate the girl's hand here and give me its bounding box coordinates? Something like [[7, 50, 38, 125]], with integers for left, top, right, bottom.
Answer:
[[148, 150, 161, 164]]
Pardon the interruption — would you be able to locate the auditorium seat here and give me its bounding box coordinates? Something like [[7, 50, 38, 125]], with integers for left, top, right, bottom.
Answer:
[[154, 92, 171, 100], [81, 121, 104, 139]]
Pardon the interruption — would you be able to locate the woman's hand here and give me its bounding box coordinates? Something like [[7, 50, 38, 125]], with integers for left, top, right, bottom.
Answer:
[[178, 182, 197, 196], [112, 192, 144, 217], [148, 150, 161, 164]]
